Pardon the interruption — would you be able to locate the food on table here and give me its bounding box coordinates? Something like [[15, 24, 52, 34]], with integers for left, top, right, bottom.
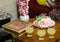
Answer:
[[25, 26, 34, 34], [37, 30, 46, 37], [9, 20, 25, 30], [25, 26, 34, 37], [47, 28, 56, 35], [33, 16, 55, 28]]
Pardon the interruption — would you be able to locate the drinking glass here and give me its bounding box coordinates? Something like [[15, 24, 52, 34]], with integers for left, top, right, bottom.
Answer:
[[37, 29, 46, 40], [47, 28, 56, 38], [25, 26, 34, 37]]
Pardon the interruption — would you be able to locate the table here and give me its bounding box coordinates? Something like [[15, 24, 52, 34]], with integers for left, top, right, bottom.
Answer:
[[3, 18, 60, 42]]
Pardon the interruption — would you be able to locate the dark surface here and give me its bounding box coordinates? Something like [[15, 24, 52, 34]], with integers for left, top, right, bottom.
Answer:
[[0, 18, 12, 42], [56, 39, 60, 42], [0, 18, 10, 28], [29, 0, 52, 18]]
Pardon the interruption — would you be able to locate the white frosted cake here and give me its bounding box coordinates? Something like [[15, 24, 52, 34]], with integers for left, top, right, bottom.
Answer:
[[33, 16, 55, 28]]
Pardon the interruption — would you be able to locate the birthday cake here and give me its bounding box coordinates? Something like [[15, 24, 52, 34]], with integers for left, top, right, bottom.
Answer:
[[33, 16, 55, 28]]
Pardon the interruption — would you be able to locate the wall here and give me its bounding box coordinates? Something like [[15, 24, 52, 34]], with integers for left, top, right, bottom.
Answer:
[[0, 0, 17, 21]]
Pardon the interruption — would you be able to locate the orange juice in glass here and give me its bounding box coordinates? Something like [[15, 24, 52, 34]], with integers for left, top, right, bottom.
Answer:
[[47, 28, 56, 38], [25, 26, 34, 37], [37, 29, 46, 40]]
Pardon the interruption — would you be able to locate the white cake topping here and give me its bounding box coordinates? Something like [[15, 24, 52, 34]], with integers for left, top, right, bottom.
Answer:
[[33, 16, 55, 28]]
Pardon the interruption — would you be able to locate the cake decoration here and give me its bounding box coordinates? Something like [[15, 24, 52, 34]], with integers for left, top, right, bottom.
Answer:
[[35, 16, 42, 22]]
